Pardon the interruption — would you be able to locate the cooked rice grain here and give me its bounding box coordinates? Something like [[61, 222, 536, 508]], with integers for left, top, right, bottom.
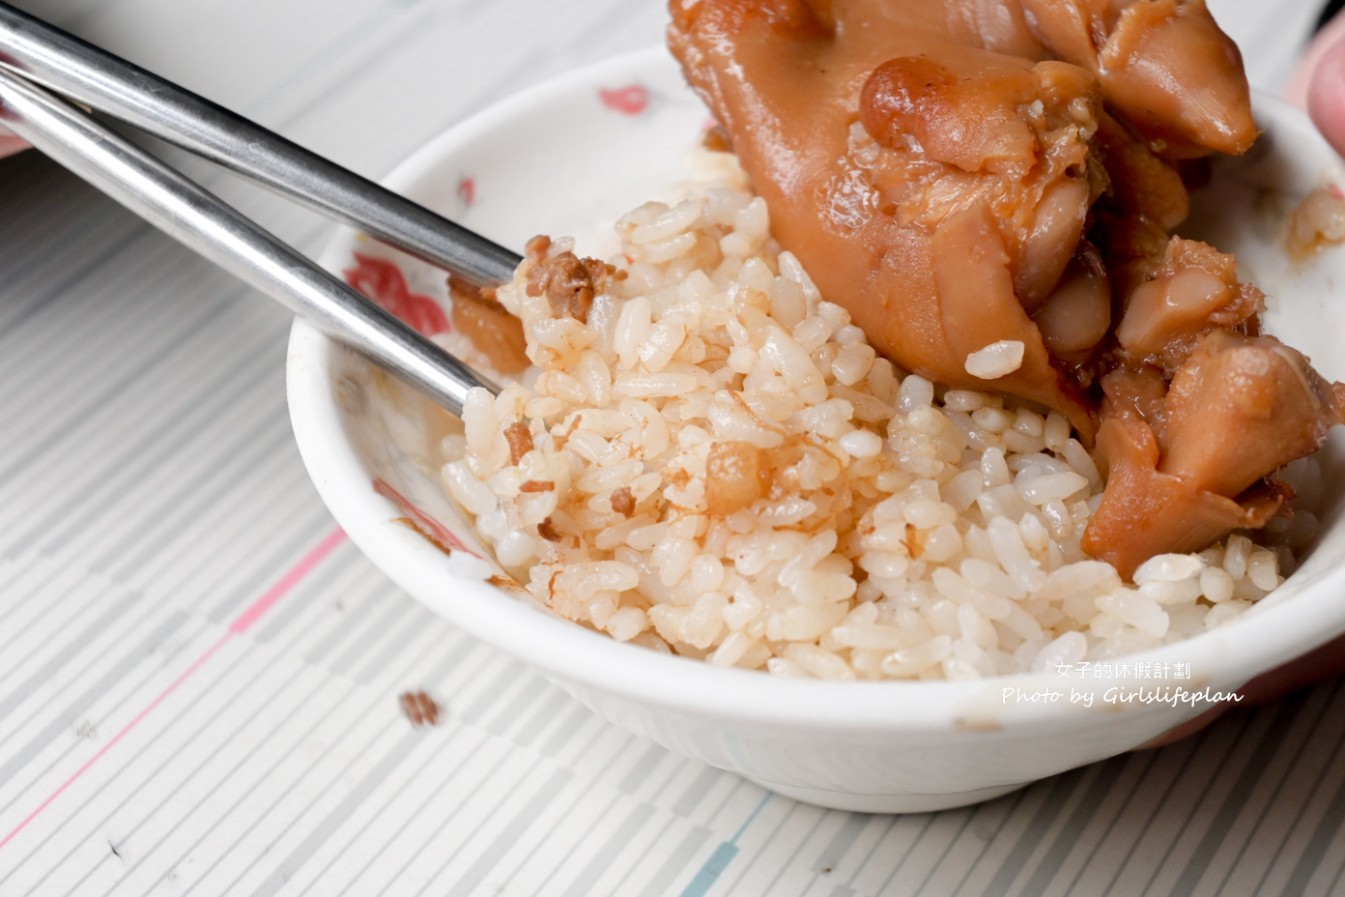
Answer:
[[439, 162, 1307, 681]]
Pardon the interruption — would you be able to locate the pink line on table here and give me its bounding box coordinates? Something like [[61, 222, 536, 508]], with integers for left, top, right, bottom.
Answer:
[[0, 631, 233, 852], [229, 528, 347, 634], [0, 528, 347, 851]]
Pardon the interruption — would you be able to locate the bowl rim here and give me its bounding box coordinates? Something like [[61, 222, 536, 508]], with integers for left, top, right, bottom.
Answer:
[[287, 44, 1345, 732]]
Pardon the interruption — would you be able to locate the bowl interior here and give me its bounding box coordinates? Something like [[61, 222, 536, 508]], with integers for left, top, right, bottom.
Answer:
[[289, 45, 1345, 731]]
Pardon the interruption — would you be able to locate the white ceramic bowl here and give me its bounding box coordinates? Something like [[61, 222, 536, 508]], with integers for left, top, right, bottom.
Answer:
[[288, 46, 1345, 813]]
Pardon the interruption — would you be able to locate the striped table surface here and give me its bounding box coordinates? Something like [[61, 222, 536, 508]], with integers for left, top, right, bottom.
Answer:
[[1, 1, 1343, 895]]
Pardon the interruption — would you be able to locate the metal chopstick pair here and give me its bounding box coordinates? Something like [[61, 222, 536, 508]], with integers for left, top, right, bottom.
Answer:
[[0, 2, 513, 415]]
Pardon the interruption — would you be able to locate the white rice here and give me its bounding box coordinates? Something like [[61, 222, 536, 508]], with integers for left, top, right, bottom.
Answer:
[[965, 340, 1025, 379], [438, 156, 1312, 681]]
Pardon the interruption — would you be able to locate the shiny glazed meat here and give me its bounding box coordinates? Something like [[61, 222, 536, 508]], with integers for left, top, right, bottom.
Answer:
[[668, 0, 1344, 575]]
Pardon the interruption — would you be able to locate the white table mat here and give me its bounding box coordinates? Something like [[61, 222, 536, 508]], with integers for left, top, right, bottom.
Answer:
[[2, 1, 1343, 894]]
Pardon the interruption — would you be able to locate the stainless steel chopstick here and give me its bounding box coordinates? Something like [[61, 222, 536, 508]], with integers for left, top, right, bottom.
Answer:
[[0, 67, 496, 416], [0, 1, 521, 288]]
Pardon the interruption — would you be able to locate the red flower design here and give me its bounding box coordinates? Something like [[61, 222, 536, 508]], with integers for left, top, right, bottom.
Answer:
[[343, 252, 449, 337], [599, 84, 649, 116], [457, 176, 476, 207], [373, 478, 481, 559]]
